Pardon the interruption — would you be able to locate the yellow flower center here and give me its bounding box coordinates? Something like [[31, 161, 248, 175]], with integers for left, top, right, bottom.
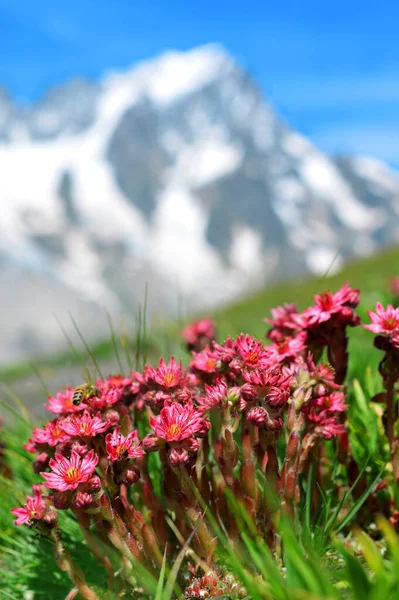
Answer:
[[65, 467, 80, 482], [163, 372, 175, 386], [167, 424, 182, 438]]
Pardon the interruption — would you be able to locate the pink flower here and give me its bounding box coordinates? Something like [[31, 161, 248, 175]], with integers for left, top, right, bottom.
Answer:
[[243, 367, 292, 390], [105, 427, 145, 462], [265, 304, 299, 340], [168, 447, 190, 466], [45, 388, 87, 414], [94, 375, 135, 409], [235, 334, 271, 369], [266, 333, 307, 363], [247, 406, 268, 427], [181, 318, 216, 351], [190, 347, 219, 374], [317, 417, 346, 440], [31, 420, 71, 447], [151, 357, 186, 389], [298, 283, 359, 326], [60, 411, 110, 438], [202, 380, 228, 410], [312, 392, 347, 413], [363, 302, 399, 335], [11, 488, 46, 526], [149, 402, 208, 443], [41, 450, 98, 491]]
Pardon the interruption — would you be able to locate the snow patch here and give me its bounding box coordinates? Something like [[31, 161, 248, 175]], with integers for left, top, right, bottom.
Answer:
[[306, 247, 343, 275]]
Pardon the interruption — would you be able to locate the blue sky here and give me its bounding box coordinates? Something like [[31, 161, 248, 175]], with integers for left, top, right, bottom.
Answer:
[[0, 0, 398, 166]]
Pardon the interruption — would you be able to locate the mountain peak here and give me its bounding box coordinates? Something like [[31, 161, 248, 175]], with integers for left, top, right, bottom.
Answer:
[[1, 45, 399, 365]]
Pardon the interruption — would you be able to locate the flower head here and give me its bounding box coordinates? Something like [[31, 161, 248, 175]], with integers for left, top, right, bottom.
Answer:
[[181, 318, 216, 351], [190, 347, 219, 374], [298, 283, 360, 326], [45, 388, 86, 414], [11, 488, 46, 526], [31, 420, 71, 447], [363, 302, 399, 335], [105, 427, 145, 462], [149, 402, 208, 443], [41, 450, 98, 491], [266, 333, 307, 364], [234, 334, 271, 370], [60, 411, 110, 438], [150, 357, 186, 389]]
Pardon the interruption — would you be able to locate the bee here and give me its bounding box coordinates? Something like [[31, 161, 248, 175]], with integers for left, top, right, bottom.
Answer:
[[72, 383, 98, 406]]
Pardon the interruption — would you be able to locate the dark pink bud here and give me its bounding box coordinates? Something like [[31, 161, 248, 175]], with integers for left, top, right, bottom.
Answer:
[[152, 391, 171, 408], [55, 441, 72, 456], [85, 475, 102, 493], [33, 452, 50, 474], [42, 508, 58, 528], [266, 387, 290, 408], [201, 571, 219, 587], [264, 413, 284, 432], [143, 434, 164, 451], [71, 440, 89, 456], [240, 383, 259, 403], [182, 437, 200, 453], [72, 491, 94, 509], [174, 387, 194, 404], [168, 447, 189, 466], [52, 491, 71, 510], [115, 466, 141, 486], [247, 406, 267, 427], [104, 409, 120, 427], [196, 419, 211, 438]]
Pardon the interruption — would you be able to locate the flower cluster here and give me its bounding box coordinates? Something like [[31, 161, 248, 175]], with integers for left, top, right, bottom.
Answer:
[[11, 283, 364, 598], [363, 302, 399, 483]]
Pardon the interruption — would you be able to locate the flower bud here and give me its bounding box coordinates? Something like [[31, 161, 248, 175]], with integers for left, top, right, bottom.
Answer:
[[72, 491, 94, 510], [182, 437, 200, 453], [42, 507, 58, 528], [104, 409, 120, 427], [85, 475, 102, 493], [247, 406, 267, 427], [52, 491, 71, 510], [152, 391, 171, 408], [33, 452, 50, 474], [267, 387, 290, 408], [32, 483, 47, 495], [196, 419, 211, 438], [168, 447, 189, 466], [143, 434, 164, 452], [174, 387, 194, 404], [240, 383, 259, 403], [114, 465, 141, 486], [227, 386, 242, 406], [55, 441, 72, 456], [71, 440, 89, 456], [202, 571, 219, 588], [264, 413, 284, 432]]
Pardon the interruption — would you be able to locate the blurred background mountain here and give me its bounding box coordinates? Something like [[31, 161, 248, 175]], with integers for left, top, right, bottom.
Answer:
[[0, 1, 398, 367]]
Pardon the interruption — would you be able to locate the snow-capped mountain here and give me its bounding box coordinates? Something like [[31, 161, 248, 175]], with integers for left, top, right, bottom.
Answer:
[[1, 44, 399, 366]]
